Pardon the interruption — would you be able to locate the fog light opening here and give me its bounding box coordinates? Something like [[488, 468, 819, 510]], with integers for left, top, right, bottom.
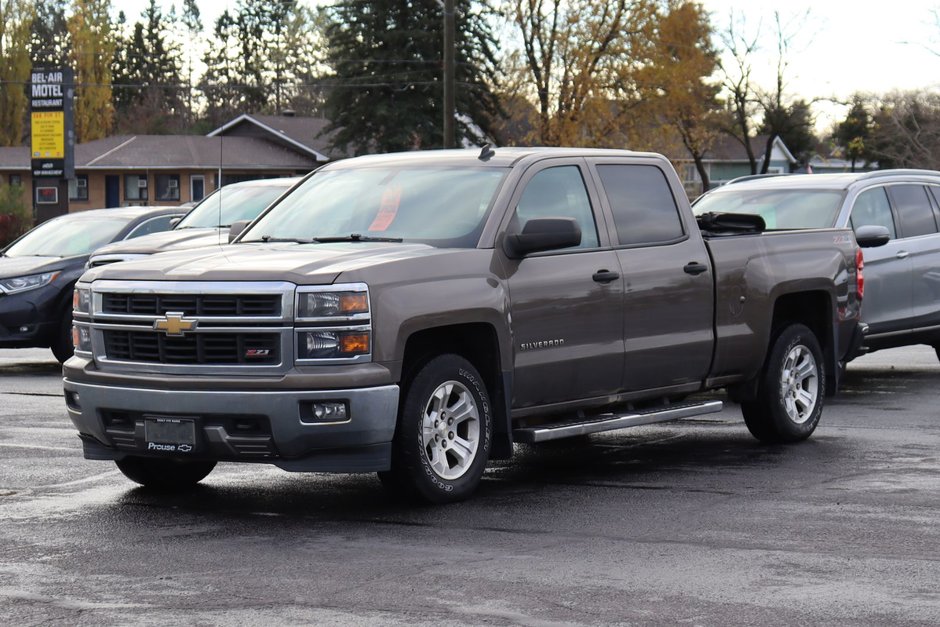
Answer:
[[302, 401, 349, 424]]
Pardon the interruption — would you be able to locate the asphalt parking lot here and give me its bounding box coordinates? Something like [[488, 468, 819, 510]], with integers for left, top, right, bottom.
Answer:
[[1, 346, 938, 625]]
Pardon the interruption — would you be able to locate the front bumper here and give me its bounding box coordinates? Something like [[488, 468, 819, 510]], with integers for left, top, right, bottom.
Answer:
[[0, 285, 62, 347], [64, 378, 400, 473]]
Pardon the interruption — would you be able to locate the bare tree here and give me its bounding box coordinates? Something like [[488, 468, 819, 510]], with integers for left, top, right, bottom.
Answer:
[[716, 11, 761, 173]]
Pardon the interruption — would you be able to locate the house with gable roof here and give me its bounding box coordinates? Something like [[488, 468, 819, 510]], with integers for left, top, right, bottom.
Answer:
[[0, 113, 337, 224]]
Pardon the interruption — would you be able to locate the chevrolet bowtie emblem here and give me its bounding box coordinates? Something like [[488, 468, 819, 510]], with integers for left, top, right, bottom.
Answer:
[[153, 312, 197, 336]]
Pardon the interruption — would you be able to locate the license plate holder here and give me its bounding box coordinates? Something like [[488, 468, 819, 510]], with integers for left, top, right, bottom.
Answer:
[[144, 415, 197, 453]]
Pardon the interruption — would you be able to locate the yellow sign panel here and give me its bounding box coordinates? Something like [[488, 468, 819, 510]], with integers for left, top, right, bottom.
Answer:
[[30, 111, 65, 159]]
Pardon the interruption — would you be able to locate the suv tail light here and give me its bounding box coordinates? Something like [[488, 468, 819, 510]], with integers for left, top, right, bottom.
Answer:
[[856, 248, 865, 300]]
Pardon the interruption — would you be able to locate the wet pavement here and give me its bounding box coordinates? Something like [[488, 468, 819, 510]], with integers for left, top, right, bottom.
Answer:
[[0, 347, 938, 625]]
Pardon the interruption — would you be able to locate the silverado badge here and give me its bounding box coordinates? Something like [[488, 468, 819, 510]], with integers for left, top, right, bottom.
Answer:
[[153, 312, 197, 336]]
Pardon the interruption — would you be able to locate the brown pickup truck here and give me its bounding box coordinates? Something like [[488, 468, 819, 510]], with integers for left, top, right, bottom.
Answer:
[[64, 148, 876, 502]]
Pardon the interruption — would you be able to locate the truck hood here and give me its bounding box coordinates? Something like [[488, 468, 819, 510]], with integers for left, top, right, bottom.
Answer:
[[91, 227, 224, 258], [82, 242, 457, 285]]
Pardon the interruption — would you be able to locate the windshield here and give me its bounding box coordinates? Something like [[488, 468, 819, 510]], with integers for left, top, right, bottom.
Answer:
[[176, 183, 290, 229], [4, 215, 130, 257], [692, 188, 846, 229], [241, 166, 508, 248]]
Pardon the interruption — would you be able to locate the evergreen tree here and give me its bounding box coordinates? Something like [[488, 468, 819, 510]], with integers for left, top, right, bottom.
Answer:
[[179, 0, 202, 123], [323, 0, 502, 154], [835, 95, 872, 172], [199, 0, 324, 126], [30, 0, 69, 69], [112, 0, 185, 133]]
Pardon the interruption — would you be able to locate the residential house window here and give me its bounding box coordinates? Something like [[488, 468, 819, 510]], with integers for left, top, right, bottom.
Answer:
[[9, 174, 22, 187], [125, 174, 148, 200], [156, 174, 181, 201], [68, 175, 89, 201]]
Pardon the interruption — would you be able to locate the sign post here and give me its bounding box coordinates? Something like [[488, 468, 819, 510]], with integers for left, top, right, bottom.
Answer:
[[29, 67, 74, 220]]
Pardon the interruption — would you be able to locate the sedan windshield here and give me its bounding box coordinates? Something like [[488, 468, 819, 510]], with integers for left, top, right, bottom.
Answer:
[[241, 166, 508, 248], [693, 188, 846, 229], [176, 184, 291, 229], [4, 216, 130, 257]]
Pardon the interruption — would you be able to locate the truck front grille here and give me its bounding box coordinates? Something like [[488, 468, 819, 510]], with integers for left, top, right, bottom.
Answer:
[[102, 293, 281, 317], [103, 330, 280, 365]]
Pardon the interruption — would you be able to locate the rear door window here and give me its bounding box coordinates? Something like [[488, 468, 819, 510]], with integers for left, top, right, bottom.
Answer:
[[595, 165, 684, 246], [850, 187, 896, 240], [888, 184, 938, 238]]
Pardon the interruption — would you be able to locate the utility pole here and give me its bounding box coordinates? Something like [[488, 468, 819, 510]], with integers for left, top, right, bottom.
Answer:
[[442, 0, 456, 148]]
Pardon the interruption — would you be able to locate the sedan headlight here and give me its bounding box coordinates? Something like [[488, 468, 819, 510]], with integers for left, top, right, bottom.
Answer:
[[73, 285, 92, 314], [0, 271, 60, 294]]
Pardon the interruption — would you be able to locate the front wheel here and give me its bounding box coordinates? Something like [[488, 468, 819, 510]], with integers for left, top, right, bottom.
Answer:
[[741, 323, 824, 443], [379, 354, 492, 504], [115, 457, 216, 491], [51, 312, 74, 364]]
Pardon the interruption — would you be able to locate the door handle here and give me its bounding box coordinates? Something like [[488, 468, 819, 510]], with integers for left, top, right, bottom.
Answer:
[[592, 269, 620, 283], [684, 261, 708, 275], [896, 250, 910, 259]]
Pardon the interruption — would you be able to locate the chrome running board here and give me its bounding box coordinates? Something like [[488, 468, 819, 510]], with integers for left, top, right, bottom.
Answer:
[[512, 400, 724, 444]]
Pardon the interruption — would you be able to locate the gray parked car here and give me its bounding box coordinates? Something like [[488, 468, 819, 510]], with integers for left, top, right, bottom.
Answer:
[[693, 169, 940, 361]]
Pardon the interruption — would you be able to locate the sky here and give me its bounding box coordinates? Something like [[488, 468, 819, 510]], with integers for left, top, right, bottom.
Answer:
[[112, 0, 940, 132]]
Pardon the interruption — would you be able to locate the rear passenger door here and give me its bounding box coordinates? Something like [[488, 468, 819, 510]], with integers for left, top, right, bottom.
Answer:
[[887, 184, 940, 331], [587, 159, 714, 393], [848, 186, 911, 335]]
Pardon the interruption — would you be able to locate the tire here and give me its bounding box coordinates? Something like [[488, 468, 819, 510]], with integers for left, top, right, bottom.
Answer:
[[379, 354, 492, 504], [741, 323, 825, 444], [51, 312, 74, 364], [115, 456, 216, 491]]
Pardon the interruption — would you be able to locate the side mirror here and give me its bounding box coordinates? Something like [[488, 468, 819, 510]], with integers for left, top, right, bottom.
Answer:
[[855, 225, 891, 248], [169, 217, 181, 229], [504, 217, 581, 258], [228, 220, 251, 243]]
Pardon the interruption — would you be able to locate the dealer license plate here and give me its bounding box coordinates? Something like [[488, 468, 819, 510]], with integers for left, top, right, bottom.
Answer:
[[144, 416, 196, 453]]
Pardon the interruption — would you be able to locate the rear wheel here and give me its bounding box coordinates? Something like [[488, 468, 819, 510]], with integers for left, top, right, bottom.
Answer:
[[741, 323, 824, 443], [379, 354, 492, 504], [115, 457, 216, 490]]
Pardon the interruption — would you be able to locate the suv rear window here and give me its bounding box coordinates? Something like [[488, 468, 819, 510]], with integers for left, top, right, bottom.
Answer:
[[888, 184, 938, 238]]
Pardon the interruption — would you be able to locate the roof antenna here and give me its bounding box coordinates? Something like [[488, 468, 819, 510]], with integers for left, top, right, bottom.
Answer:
[[478, 143, 495, 161]]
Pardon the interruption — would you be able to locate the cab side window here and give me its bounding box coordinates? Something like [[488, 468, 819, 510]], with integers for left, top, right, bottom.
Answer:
[[888, 184, 938, 238], [596, 165, 684, 246], [850, 188, 896, 240], [512, 166, 599, 250]]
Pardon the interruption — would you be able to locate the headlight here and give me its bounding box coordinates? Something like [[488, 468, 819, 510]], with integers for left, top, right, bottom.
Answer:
[[297, 285, 369, 319], [72, 324, 92, 353], [297, 330, 370, 359], [0, 271, 60, 294], [73, 285, 92, 314]]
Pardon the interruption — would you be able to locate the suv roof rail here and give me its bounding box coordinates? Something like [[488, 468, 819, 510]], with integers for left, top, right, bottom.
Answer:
[[857, 168, 940, 180], [724, 173, 791, 185]]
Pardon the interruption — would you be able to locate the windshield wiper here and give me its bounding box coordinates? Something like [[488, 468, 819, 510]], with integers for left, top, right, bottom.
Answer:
[[253, 235, 313, 243], [312, 233, 403, 243]]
